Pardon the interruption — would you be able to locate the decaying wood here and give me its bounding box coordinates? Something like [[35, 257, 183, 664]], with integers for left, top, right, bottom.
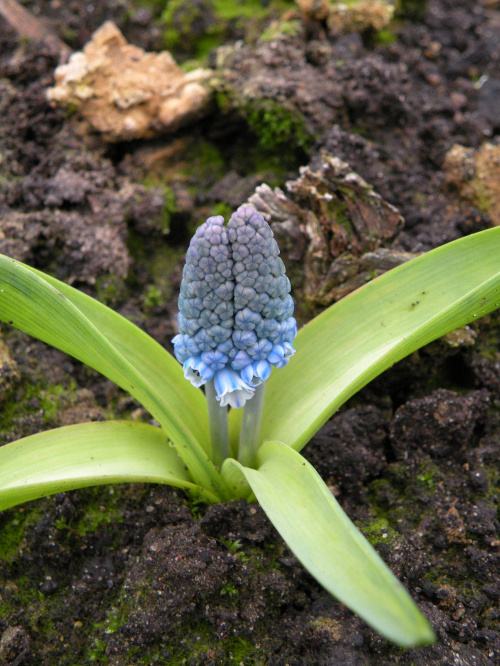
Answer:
[[0, 0, 71, 61], [248, 154, 409, 313]]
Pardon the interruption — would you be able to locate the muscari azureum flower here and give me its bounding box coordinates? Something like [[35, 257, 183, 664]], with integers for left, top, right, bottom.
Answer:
[[172, 205, 297, 408]]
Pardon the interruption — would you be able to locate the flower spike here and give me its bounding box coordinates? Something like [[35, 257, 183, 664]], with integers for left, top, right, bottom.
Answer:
[[173, 206, 296, 408]]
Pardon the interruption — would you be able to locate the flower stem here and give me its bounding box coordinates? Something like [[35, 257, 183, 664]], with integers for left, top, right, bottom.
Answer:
[[238, 382, 265, 468], [205, 379, 229, 468]]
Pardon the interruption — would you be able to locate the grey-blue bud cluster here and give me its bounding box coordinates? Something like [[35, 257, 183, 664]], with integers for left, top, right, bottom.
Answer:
[[173, 205, 296, 408]]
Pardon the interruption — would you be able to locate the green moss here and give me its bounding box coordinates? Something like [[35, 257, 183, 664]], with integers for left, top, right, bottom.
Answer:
[[74, 497, 124, 538], [103, 605, 130, 635], [367, 459, 444, 529], [162, 0, 208, 52], [142, 285, 164, 311], [140, 180, 177, 234], [375, 28, 397, 45], [211, 202, 233, 219], [160, 0, 296, 60], [0, 515, 26, 561], [416, 470, 437, 491], [395, 0, 428, 21], [82, 599, 132, 663], [342, 0, 374, 6], [359, 517, 401, 547], [474, 311, 500, 362], [482, 462, 500, 498], [52, 487, 128, 547], [0, 575, 51, 635], [413, 191, 427, 205], [195, 33, 225, 60], [162, 186, 177, 232], [219, 536, 242, 552], [0, 485, 145, 663], [0, 380, 76, 435], [130, 0, 165, 10], [95, 274, 127, 308], [260, 18, 301, 41], [60, 27, 79, 46], [220, 582, 239, 596], [189, 139, 226, 171], [0, 505, 42, 563], [39, 383, 73, 422], [215, 88, 315, 173], [219, 536, 250, 562], [150, 245, 185, 301], [179, 138, 226, 194], [130, 620, 258, 665], [161, 0, 224, 60], [215, 89, 232, 113], [179, 58, 205, 72], [331, 201, 351, 231], [242, 98, 314, 152], [213, 0, 270, 21], [88, 638, 109, 663], [211, 0, 295, 32], [471, 184, 495, 218]]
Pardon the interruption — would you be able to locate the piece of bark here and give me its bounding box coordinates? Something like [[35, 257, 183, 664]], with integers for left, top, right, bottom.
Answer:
[[247, 154, 409, 315]]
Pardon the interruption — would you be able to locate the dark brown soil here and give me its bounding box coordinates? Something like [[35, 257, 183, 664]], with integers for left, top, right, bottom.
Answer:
[[0, 1, 499, 664]]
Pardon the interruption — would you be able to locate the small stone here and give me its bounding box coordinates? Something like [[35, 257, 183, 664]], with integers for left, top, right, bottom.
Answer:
[[443, 143, 500, 227], [0, 626, 30, 663], [469, 469, 488, 493], [483, 583, 500, 600], [478, 78, 500, 129], [444, 325, 477, 348], [298, 0, 394, 34], [40, 577, 59, 595]]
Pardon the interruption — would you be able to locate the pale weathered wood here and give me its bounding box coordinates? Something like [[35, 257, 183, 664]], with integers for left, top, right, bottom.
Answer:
[[0, 0, 72, 60]]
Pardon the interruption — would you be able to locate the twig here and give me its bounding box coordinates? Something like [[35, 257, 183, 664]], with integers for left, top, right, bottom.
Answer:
[[0, 0, 72, 61]]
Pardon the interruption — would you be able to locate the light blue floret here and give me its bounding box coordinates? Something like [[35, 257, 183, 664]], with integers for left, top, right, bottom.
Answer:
[[213, 368, 255, 408], [173, 205, 297, 407]]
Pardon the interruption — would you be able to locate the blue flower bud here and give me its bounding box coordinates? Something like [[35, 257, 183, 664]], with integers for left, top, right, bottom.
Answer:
[[248, 338, 273, 361], [173, 205, 296, 407], [235, 307, 261, 330], [172, 334, 191, 363], [233, 329, 258, 350], [201, 350, 228, 372], [193, 328, 215, 351], [231, 350, 253, 370]]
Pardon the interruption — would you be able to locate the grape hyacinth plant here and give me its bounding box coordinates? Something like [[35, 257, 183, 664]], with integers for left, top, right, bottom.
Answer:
[[0, 205, 499, 647]]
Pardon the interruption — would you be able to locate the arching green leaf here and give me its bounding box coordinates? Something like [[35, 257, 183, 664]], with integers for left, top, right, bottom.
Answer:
[[253, 227, 500, 452], [0, 421, 219, 511], [223, 441, 436, 646]]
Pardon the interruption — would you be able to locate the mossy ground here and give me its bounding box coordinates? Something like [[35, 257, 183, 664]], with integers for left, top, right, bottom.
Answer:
[[159, 0, 296, 60]]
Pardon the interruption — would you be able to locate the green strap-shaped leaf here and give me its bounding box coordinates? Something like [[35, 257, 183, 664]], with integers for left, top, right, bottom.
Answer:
[[26, 264, 209, 452], [250, 227, 500, 452], [223, 441, 436, 647], [0, 421, 219, 511], [0, 255, 224, 497]]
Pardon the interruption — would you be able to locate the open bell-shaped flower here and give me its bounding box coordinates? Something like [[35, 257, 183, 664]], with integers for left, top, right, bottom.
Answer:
[[213, 368, 255, 408]]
